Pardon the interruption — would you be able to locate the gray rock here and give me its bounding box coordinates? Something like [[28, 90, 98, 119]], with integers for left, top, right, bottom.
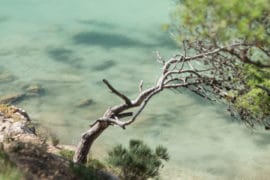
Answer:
[[25, 84, 44, 96], [0, 105, 35, 142], [0, 72, 16, 83]]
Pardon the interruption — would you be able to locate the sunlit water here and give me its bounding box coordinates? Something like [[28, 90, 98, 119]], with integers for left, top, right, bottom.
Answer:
[[1, 1, 270, 179]]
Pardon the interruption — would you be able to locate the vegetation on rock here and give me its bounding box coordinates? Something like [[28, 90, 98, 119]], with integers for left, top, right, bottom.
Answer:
[[0, 104, 22, 120], [0, 105, 114, 180], [60, 149, 75, 161]]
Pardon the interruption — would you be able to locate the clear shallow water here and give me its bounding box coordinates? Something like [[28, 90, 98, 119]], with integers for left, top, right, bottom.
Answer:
[[1, 1, 270, 179]]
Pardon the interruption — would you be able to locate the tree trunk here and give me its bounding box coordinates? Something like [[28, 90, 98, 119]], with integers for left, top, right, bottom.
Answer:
[[73, 121, 109, 164]]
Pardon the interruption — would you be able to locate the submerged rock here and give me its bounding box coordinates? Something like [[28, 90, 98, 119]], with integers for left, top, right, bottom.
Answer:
[[0, 93, 25, 104], [75, 98, 94, 107], [25, 84, 44, 96], [0, 72, 16, 83], [47, 47, 82, 68], [0, 85, 44, 106]]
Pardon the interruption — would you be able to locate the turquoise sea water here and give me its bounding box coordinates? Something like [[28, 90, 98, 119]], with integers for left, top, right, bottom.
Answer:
[[1, 1, 270, 179]]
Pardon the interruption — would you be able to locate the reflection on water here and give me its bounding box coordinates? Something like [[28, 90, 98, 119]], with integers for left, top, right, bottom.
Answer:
[[0, 0, 270, 179]]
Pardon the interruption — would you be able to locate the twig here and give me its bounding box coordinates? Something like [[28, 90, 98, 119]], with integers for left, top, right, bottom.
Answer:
[[139, 80, 143, 93], [121, 88, 161, 128], [156, 51, 165, 64], [103, 79, 132, 105], [117, 112, 133, 118]]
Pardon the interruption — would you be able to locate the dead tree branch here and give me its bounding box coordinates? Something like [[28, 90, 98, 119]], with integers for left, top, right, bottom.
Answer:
[[103, 79, 132, 105], [73, 42, 261, 164]]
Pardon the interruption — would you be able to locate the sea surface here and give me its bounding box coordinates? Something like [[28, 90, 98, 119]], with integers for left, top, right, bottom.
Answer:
[[1, 1, 270, 179]]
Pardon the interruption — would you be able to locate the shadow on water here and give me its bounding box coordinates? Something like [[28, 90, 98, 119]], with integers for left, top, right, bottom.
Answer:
[[92, 59, 116, 71], [77, 19, 116, 29], [145, 113, 178, 128], [75, 20, 178, 50], [72, 31, 152, 49], [182, 89, 270, 148], [150, 32, 179, 49], [72, 31, 179, 50], [0, 16, 9, 23], [253, 131, 270, 147], [47, 47, 82, 68]]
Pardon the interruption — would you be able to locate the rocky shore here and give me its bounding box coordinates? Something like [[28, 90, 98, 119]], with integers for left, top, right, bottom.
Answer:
[[0, 104, 118, 180]]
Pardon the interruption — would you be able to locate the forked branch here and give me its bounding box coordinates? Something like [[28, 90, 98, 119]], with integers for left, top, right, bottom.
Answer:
[[103, 79, 132, 105], [73, 41, 259, 164]]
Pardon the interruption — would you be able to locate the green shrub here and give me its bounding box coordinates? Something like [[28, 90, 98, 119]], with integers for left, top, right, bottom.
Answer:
[[67, 151, 107, 180], [50, 133, 60, 147], [87, 158, 106, 170], [59, 149, 75, 161], [70, 163, 98, 180], [107, 139, 169, 180]]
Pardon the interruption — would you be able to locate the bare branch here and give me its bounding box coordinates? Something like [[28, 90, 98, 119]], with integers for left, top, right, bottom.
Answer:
[[184, 42, 246, 61], [225, 47, 270, 68], [121, 101, 147, 128], [75, 41, 267, 164], [106, 118, 126, 129], [156, 51, 165, 64], [103, 79, 132, 105], [162, 55, 183, 74], [139, 80, 143, 93], [117, 112, 133, 119], [164, 77, 185, 85], [183, 40, 188, 57], [121, 88, 162, 128]]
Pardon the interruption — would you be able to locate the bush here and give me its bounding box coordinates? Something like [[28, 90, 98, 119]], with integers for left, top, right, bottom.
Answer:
[[70, 163, 98, 180], [65, 150, 107, 180], [50, 133, 60, 147], [59, 149, 75, 161], [107, 139, 169, 180], [86, 158, 106, 170]]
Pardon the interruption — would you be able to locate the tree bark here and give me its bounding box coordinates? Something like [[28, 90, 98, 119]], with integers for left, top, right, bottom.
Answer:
[[73, 121, 109, 164]]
